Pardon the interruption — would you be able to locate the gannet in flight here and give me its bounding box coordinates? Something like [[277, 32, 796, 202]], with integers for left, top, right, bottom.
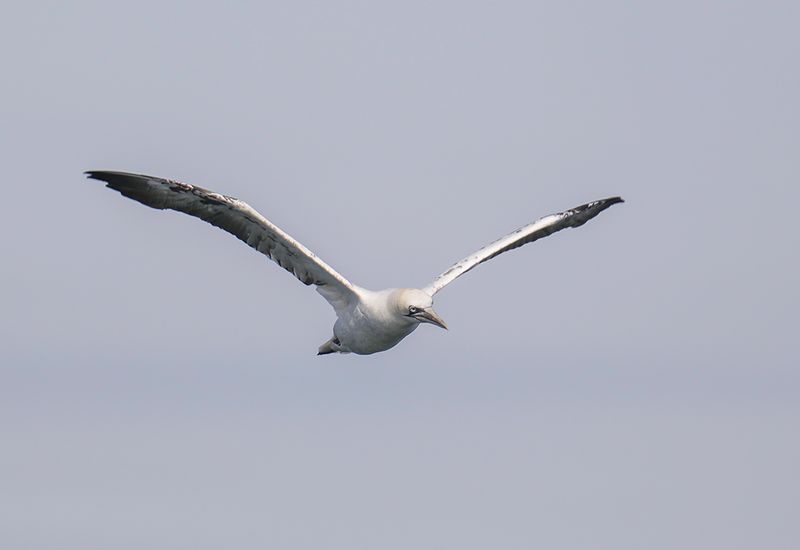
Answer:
[[87, 171, 623, 355]]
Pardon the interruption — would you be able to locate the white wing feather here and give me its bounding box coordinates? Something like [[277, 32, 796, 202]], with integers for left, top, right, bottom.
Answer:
[[423, 197, 624, 295], [87, 171, 358, 313]]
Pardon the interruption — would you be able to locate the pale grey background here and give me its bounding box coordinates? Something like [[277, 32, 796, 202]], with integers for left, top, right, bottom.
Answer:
[[1, 1, 798, 548]]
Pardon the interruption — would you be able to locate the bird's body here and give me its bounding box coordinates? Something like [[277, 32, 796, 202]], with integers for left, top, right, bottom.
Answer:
[[87, 171, 622, 355], [322, 288, 438, 355], [329, 288, 412, 355]]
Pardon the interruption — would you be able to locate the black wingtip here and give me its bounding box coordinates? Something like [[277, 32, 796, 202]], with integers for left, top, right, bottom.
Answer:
[[85, 170, 121, 184], [85, 170, 133, 191], [85, 170, 148, 182], [85, 170, 170, 209], [596, 196, 624, 210]]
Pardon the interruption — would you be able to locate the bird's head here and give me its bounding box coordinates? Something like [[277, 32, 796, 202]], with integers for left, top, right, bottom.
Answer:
[[390, 288, 448, 330]]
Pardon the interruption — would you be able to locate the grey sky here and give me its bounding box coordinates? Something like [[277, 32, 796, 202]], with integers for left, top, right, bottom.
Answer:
[[1, 1, 798, 548]]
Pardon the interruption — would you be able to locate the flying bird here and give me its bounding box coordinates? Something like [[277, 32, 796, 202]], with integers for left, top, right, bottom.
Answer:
[[87, 171, 623, 355]]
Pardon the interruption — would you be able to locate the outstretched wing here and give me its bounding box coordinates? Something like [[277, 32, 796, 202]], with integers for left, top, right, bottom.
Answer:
[[423, 197, 624, 296], [87, 170, 358, 312]]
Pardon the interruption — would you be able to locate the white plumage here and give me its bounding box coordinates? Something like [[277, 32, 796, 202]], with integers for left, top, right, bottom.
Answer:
[[87, 171, 623, 355]]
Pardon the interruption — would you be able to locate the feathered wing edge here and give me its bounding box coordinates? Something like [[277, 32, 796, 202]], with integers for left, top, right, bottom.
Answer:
[[86, 170, 359, 313], [423, 197, 624, 295]]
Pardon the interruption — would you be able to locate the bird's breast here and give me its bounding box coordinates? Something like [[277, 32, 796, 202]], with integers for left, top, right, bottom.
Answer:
[[334, 304, 417, 355]]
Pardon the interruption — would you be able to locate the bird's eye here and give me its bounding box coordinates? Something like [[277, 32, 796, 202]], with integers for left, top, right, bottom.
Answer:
[[408, 306, 421, 315]]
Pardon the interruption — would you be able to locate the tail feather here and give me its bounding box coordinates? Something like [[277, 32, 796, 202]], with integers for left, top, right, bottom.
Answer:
[[317, 337, 338, 355]]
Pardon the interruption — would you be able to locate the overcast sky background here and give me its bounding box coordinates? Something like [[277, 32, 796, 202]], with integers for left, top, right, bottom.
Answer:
[[1, 1, 798, 548]]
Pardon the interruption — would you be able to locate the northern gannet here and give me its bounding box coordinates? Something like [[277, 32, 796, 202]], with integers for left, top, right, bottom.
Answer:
[[87, 171, 623, 355]]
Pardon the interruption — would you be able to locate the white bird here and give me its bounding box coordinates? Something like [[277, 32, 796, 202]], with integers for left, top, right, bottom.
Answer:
[[87, 171, 623, 355]]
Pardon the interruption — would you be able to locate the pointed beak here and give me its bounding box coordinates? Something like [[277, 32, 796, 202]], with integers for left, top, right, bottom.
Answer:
[[415, 308, 448, 330]]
